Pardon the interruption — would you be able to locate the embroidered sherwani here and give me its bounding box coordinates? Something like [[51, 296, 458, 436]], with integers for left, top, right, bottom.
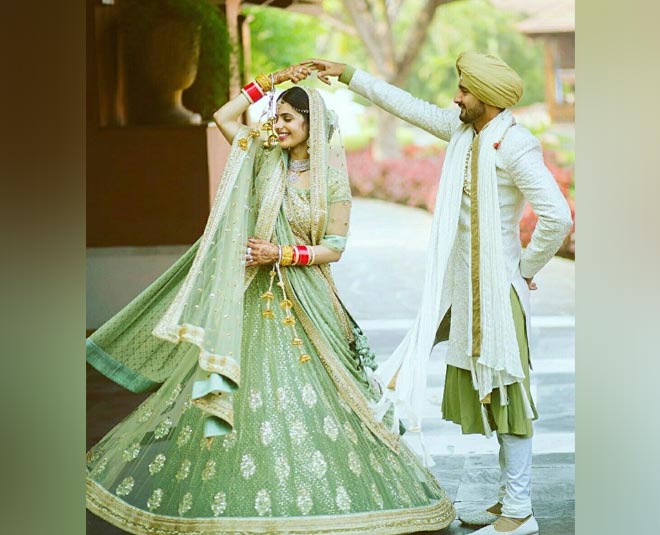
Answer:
[[341, 68, 573, 434]]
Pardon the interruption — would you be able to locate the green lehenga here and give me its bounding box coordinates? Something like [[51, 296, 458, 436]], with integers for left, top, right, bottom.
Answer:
[[86, 267, 453, 533], [86, 88, 454, 534]]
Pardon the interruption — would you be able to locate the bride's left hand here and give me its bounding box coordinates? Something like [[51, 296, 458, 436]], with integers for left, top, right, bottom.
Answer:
[[246, 238, 279, 267], [273, 64, 311, 85]]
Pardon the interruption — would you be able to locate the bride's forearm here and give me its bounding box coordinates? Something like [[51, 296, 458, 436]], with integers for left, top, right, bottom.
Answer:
[[212, 92, 251, 144], [309, 244, 342, 265]]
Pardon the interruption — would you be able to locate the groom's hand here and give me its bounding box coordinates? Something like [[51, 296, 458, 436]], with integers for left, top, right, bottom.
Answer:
[[301, 58, 346, 85], [524, 277, 538, 291]]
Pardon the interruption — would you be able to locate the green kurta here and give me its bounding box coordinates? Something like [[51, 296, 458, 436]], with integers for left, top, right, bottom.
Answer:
[[441, 287, 538, 438]]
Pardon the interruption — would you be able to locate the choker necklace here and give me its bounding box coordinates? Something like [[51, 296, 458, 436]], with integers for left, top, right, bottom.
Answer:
[[287, 158, 310, 184]]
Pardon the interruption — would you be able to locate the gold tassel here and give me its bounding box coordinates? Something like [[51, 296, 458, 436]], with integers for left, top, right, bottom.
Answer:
[[238, 128, 260, 151], [272, 262, 312, 364], [261, 269, 277, 320]]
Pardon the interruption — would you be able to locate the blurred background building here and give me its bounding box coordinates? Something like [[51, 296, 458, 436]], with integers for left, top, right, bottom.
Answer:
[[493, 0, 575, 123]]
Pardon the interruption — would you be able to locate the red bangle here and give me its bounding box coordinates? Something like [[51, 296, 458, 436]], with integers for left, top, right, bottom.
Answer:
[[294, 245, 310, 266], [241, 81, 265, 104]]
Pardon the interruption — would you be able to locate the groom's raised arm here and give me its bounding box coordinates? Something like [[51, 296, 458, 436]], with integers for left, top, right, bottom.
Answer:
[[304, 59, 461, 142]]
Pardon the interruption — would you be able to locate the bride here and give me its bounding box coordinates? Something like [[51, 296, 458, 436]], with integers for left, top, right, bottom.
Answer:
[[85, 64, 454, 534]]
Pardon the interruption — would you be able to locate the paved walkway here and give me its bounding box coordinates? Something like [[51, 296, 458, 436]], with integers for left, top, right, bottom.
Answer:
[[87, 198, 575, 534]]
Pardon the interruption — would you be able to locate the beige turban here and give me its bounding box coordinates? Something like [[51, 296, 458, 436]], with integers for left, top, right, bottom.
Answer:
[[456, 51, 523, 108]]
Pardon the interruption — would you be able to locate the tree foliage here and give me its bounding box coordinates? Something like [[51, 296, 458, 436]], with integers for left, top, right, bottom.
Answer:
[[325, 0, 460, 156], [405, 0, 545, 108], [247, 1, 543, 107], [244, 6, 326, 76], [245, 0, 545, 145]]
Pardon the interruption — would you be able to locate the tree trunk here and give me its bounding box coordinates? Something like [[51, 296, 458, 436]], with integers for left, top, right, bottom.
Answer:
[[338, 0, 459, 159], [373, 109, 401, 160]]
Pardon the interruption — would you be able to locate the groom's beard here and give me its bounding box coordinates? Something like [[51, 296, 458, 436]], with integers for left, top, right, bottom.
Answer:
[[459, 101, 486, 124]]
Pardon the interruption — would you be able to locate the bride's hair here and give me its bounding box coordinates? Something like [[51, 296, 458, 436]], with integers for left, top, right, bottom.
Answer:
[[277, 87, 309, 121]]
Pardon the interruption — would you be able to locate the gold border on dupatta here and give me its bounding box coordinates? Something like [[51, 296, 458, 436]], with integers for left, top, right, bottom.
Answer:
[[174, 324, 242, 385], [306, 88, 329, 246], [87, 479, 455, 535], [197, 352, 241, 385], [190, 393, 234, 428], [318, 263, 354, 343]]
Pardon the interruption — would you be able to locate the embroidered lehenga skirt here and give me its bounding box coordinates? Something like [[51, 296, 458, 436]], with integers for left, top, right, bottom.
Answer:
[[86, 190, 455, 534]]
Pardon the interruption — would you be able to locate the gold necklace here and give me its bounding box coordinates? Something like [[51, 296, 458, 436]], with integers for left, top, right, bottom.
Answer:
[[462, 144, 472, 196]]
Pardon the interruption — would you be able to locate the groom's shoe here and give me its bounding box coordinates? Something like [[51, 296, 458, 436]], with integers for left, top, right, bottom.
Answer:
[[459, 510, 500, 527], [458, 503, 501, 527], [470, 514, 539, 535]]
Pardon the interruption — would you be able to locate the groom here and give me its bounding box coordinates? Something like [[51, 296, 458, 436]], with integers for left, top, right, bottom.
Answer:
[[303, 54, 572, 535]]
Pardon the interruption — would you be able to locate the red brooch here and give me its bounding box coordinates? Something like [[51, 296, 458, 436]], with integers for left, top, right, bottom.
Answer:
[[493, 142, 501, 150]]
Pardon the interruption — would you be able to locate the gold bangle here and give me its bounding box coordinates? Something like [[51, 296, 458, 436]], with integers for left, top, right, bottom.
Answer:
[[280, 245, 294, 266], [255, 73, 273, 92], [308, 246, 316, 266]]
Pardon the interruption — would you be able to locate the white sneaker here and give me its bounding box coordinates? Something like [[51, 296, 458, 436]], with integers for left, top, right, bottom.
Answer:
[[458, 508, 500, 526], [470, 515, 539, 535]]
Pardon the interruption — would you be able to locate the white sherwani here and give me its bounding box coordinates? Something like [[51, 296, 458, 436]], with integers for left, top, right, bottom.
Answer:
[[346, 70, 573, 362]]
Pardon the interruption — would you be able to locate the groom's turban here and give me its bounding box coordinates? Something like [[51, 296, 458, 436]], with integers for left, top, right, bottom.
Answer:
[[456, 51, 523, 108]]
